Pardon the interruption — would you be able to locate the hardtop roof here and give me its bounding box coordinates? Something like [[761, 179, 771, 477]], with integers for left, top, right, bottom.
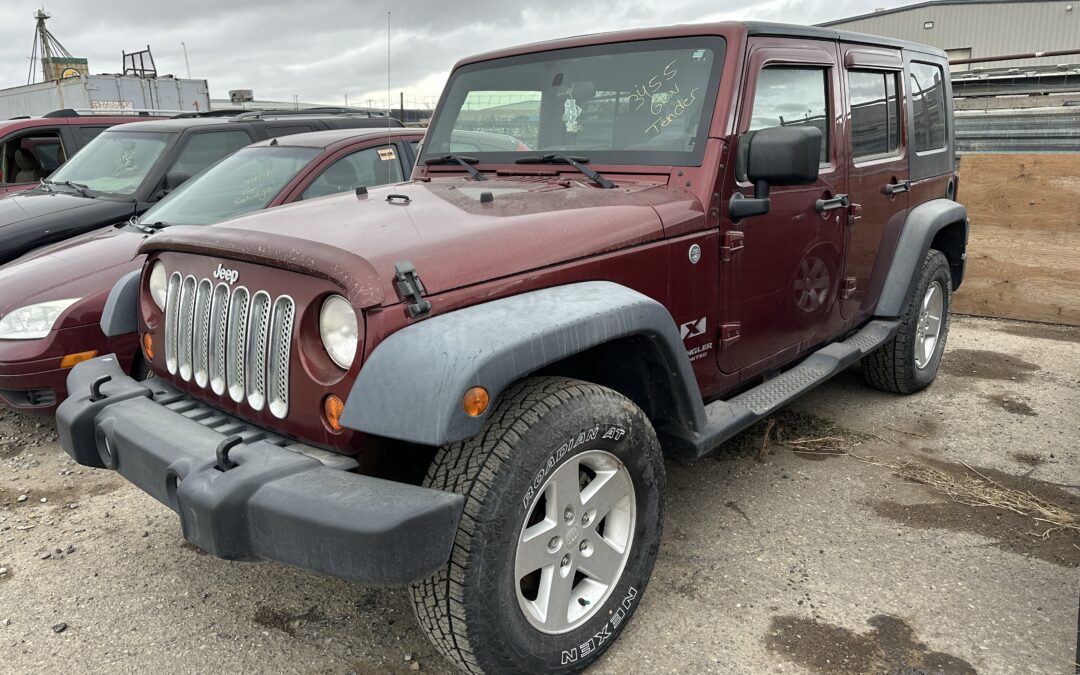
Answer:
[[453, 20, 946, 69]]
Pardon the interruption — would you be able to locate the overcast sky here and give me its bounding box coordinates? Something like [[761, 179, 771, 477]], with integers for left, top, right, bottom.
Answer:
[[0, 0, 910, 108]]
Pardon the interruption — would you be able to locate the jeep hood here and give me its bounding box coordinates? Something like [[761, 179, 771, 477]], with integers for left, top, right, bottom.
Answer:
[[0, 225, 146, 325], [141, 178, 703, 308]]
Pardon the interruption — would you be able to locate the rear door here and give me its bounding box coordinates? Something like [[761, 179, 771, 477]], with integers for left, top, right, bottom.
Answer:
[[718, 39, 847, 375], [839, 45, 909, 323]]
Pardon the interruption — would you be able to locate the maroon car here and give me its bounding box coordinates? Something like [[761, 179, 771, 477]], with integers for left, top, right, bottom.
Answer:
[[59, 22, 967, 673], [0, 111, 162, 195], [0, 126, 422, 413]]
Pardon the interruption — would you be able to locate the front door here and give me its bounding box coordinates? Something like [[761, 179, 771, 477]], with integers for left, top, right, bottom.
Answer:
[[839, 45, 910, 322], [718, 40, 847, 375]]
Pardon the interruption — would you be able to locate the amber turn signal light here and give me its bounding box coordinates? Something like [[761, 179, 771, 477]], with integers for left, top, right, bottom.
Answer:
[[323, 394, 345, 432], [59, 350, 97, 369], [142, 333, 154, 361], [463, 386, 490, 417]]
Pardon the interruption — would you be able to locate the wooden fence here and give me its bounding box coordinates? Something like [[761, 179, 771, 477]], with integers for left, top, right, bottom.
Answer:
[[953, 154, 1080, 326]]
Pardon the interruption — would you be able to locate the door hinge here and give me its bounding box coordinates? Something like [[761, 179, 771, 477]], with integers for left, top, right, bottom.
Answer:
[[393, 261, 432, 319], [840, 277, 857, 300], [720, 322, 741, 349], [848, 202, 863, 222], [721, 231, 745, 262]]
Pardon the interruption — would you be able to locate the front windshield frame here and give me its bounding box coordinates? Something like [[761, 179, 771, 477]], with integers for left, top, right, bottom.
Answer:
[[45, 130, 176, 199], [139, 144, 323, 227], [422, 35, 727, 168]]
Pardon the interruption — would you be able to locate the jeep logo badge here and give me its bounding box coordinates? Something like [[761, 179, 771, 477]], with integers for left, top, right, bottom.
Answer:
[[213, 264, 239, 285]]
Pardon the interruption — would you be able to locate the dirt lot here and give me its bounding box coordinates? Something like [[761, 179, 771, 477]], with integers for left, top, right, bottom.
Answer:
[[1, 315, 1077, 674]]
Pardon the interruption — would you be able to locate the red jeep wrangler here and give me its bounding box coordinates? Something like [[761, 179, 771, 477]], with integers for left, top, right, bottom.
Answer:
[[58, 22, 966, 674]]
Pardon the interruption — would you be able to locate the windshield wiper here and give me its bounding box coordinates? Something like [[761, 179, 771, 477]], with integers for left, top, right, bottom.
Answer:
[[424, 154, 486, 181], [123, 216, 169, 234], [43, 180, 93, 198], [514, 154, 615, 189]]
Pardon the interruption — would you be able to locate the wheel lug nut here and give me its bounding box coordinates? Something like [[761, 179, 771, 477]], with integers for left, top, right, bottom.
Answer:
[[548, 536, 561, 550], [579, 540, 588, 552], [563, 507, 574, 523], [561, 554, 570, 567], [581, 513, 590, 525]]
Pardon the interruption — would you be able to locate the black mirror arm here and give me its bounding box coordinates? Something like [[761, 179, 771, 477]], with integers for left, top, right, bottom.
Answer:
[[729, 191, 770, 221]]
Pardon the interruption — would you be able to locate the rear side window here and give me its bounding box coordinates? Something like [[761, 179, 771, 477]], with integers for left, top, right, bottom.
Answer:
[[266, 124, 315, 138], [301, 144, 404, 200], [74, 125, 109, 146], [749, 67, 830, 164], [168, 130, 253, 177], [848, 70, 900, 159], [909, 62, 946, 152]]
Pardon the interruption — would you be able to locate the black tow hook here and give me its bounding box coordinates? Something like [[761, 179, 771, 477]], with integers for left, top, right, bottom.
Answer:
[[215, 435, 243, 472], [89, 375, 112, 402]]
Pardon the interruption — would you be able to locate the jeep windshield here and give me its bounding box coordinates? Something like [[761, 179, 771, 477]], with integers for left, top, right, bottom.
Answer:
[[139, 145, 321, 227], [46, 130, 173, 198], [422, 36, 725, 168]]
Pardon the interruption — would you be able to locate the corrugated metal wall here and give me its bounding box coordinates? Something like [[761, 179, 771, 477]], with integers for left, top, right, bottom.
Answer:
[[955, 106, 1080, 152], [824, 1, 1080, 69]]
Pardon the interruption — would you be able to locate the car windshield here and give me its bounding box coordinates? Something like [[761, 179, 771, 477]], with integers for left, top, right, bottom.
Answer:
[[422, 36, 725, 167], [47, 131, 172, 196], [140, 145, 321, 226]]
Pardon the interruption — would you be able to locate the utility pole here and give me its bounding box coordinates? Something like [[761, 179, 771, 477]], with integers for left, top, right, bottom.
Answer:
[[400, 91, 405, 124], [181, 41, 191, 79]]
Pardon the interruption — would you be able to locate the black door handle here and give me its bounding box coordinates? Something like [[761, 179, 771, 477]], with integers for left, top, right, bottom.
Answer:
[[815, 194, 849, 212], [883, 180, 910, 195]]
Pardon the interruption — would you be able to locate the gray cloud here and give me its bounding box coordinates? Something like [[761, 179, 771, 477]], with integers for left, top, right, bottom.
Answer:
[[0, 0, 904, 107]]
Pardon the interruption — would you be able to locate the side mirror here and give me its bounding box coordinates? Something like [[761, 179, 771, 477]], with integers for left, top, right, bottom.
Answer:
[[164, 172, 192, 192], [151, 172, 192, 202], [730, 126, 822, 221]]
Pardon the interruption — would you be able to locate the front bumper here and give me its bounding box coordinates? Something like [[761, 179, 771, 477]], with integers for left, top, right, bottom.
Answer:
[[0, 325, 138, 415], [57, 356, 464, 586]]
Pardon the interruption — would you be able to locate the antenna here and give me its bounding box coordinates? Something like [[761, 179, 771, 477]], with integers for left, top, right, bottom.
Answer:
[[387, 10, 392, 147]]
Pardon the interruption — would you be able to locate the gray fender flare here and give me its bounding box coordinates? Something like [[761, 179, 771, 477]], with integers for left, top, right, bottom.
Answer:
[[100, 269, 141, 337], [340, 281, 706, 446], [874, 199, 968, 317]]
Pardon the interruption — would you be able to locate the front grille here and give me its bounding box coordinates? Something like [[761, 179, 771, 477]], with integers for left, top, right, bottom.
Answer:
[[164, 272, 295, 419]]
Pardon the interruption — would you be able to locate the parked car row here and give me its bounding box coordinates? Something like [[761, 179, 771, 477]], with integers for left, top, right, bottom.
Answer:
[[0, 109, 421, 412]]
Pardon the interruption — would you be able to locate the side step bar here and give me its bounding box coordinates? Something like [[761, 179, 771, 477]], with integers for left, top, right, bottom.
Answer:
[[659, 319, 899, 459]]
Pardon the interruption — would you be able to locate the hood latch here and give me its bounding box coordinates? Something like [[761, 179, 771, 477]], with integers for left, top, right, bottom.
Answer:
[[393, 261, 432, 319]]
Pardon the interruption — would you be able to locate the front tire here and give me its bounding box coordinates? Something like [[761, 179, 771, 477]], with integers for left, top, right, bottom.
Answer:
[[863, 249, 952, 394], [410, 377, 665, 674]]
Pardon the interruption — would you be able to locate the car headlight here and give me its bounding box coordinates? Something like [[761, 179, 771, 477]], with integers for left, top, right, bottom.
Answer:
[[0, 298, 81, 340], [319, 294, 358, 369], [148, 261, 167, 310]]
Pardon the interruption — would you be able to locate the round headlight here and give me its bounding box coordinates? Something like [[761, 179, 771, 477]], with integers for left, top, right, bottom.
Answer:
[[319, 295, 358, 369], [148, 261, 167, 310]]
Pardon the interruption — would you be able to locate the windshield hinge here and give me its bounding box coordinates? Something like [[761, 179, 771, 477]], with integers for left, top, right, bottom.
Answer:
[[721, 231, 745, 262], [394, 261, 432, 319]]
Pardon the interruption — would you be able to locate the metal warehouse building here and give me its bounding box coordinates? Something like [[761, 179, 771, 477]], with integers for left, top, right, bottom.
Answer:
[[820, 0, 1080, 69]]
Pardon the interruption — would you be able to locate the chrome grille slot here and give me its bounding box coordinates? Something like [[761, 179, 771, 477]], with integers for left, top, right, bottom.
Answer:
[[245, 291, 271, 412], [208, 283, 230, 395], [160, 268, 297, 419], [192, 279, 213, 387], [225, 286, 250, 403], [164, 272, 182, 375], [267, 296, 295, 419], [177, 276, 197, 382]]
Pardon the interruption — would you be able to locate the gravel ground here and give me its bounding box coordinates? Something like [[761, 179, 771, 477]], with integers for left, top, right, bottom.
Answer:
[[1, 315, 1077, 674]]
